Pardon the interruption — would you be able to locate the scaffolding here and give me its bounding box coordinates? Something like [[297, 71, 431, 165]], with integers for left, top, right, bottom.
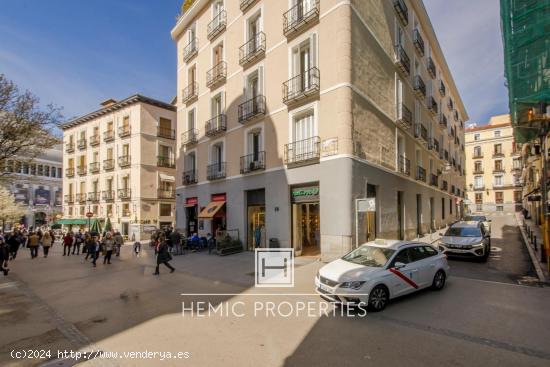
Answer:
[[501, 0, 550, 143]]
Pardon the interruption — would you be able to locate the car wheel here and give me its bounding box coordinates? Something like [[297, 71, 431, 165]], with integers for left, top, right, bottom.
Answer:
[[368, 285, 389, 312], [431, 270, 446, 290]]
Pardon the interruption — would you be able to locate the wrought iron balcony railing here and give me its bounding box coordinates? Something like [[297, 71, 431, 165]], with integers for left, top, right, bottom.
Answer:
[[414, 75, 426, 98], [89, 135, 100, 146], [240, 151, 266, 174], [240, 0, 258, 12], [77, 166, 87, 176], [394, 44, 410, 75], [76, 193, 86, 203], [439, 80, 446, 96], [102, 190, 115, 201], [66, 142, 75, 153], [430, 174, 438, 187], [239, 32, 266, 66], [283, 0, 320, 37], [207, 162, 226, 180], [157, 126, 175, 139], [182, 169, 198, 185], [118, 125, 131, 137], [416, 166, 426, 182], [205, 114, 227, 137], [103, 130, 115, 141], [89, 161, 100, 173], [396, 103, 412, 129], [448, 98, 454, 110], [239, 95, 266, 123], [207, 10, 226, 40], [157, 156, 175, 168], [398, 155, 410, 176], [158, 189, 176, 199], [87, 192, 100, 202], [393, 0, 409, 25], [183, 38, 198, 62], [413, 29, 425, 55], [206, 61, 227, 88], [427, 57, 437, 79], [118, 188, 131, 200], [283, 67, 320, 104], [65, 167, 74, 177], [103, 159, 115, 171], [182, 82, 198, 104], [428, 96, 438, 115], [414, 123, 428, 142], [64, 194, 74, 204], [77, 139, 87, 150], [181, 129, 199, 146], [118, 155, 131, 167], [284, 136, 321, 165], [439, 113, 448, 127]]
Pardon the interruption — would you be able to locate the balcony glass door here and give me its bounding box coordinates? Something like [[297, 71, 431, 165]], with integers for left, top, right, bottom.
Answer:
[[293, 113, 314, 161]]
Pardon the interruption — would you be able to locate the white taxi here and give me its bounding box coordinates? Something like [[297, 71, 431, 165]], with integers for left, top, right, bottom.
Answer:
[[315, 240, 450, 311]]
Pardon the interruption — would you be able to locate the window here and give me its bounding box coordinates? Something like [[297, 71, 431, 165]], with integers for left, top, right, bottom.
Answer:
[[474, 176, 483, 188], [410, 246, 434, 261], [293, 110, 315, 143], [247, 129, 262, 160], [79, 206, 85, 216], [107, 204, 113, 216], [513, 158, 522, 169], [514, 191, 522, 203], [391, 249, 412, 266], [187, 109, 196, 130], [396, 77, 403, 116], [160, 203, 172, 217], [495, 191, 504, 204], [494, 130, 501, 137], [122, 203, 130, 216], [449, 199, 453, 214], [494, 144, 502, 155], [290, 34, 317, 88], [475, 193, 483, 204], [57, 167, 62, 177], [474, 133, 480, 141], [51, 167, 56, 178], [474, 161, 482, 172], [496, 206, 504, 212], [476, 204, 483, 211], [494, 160, 503, 171], [246, 67, 263, 101], [474, 146, 482, 157], [441, 198, 445, 219], [494, 175, 503, 187]]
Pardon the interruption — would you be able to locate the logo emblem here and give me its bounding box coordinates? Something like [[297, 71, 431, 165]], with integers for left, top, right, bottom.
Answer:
[[255, 249, 294, 287]]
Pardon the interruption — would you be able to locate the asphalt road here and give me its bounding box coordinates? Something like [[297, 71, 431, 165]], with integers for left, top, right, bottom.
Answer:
[[0, 214, 548, 367]]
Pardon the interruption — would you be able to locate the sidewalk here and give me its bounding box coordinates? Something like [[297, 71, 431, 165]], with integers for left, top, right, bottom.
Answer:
[[515, 213, 549, 283]]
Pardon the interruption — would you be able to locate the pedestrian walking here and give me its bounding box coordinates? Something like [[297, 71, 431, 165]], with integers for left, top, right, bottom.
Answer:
[[0, 234, 10, 276], [91, 236, 100, 267], [42, 231, 52, 258], [63, 232, 74, 256], [113, 231, 124, 257], [133, 241, 141, 256], [6, 231, 21, 260], [84, 234, 94, 260], [27, 231, 39, 259], [102, 232, 115, 265], [72, 231, 83, 255], [153, 234, 175, 275], [170, 229, 182, 255]]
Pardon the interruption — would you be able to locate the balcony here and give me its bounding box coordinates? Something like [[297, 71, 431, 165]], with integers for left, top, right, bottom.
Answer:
[[395, 103, 412, 129], [76, 193, 86, 204], [77, 139, 87, 150], [393, 0, 409, 26], [427, 96, 438, 115], [182, 169, 198, 185], [103, 159, 115, 171], [89, 134, 100, 146], [433, 138, 440, 153], [181, 129, 199, 147], [207, 162, 227, 180], [413, 75, 426, 98], [206, 61, 227, 88], [65, 142, 75, 153], [239, 95, 266, 123], [65, 167, 74, 177], [454, 110, 459, 121], [413, 29, 424, 56], [77, 166, 86, 176], [416, 166, 426, 182], [239, 32, 266, 67], [284, 136, 320, 165], [118, 125, 131, 138], [87, 192, 100, 203], [182, 82, 198, 104], [493, 167, 505, 173], [398, 155, 411, 176], [157, 156, 175, 168], [394, 44, 410, 75], [283, 0, 320, 37], [102, 190, 115, 201], [473, 152, 483, 159], [240, 0, 258, 12], [157, 126, 175, 140], [240, 151, 266, 174], [118, 155, 131, 168], [442, 181, 449, 191], [492, 152, 505, 158], [439, 80, 446, 96], [430, 174, 438, 187], [183, 38, 198, 62], [118, 188, 131, 200], [205, 114, 227, 137], [89, 162, 100, 173], [64, 195, 74, 204], [158, 188, 176, 199], [103, 130, 115, 142], [207, 11, 226, 40], [427, 57, 437, 79], [414, 123, 428, 143], [473, 185, 485, 191], [439, 114, 448, 127], [473, 168, 484, 174], [282, 67, 320, 105], [448, 98, 454, 110]]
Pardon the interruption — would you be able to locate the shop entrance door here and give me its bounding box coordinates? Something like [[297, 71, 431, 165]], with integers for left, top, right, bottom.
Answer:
[[247, 206, 265, 250], [292, 202, 320, 256]]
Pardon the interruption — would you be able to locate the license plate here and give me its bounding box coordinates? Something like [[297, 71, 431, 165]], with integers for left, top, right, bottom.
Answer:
[[319, 283, 331, 293], [449, 249, 470, 253]]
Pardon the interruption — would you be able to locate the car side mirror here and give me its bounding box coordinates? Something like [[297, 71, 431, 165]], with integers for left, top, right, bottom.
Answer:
[[394, 262, 406, 269]]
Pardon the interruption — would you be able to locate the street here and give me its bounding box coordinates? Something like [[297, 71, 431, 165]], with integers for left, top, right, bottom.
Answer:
[[1, 214, 549, 367]]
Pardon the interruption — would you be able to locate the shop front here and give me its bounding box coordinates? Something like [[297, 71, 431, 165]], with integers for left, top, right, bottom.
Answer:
[[198, 193, 226, 238], [291, 185, 320, 256], [185, 197, 198, 237], [246, 189, 265, 250]]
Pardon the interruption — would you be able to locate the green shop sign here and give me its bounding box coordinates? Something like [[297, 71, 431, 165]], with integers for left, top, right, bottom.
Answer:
[[291, 186, 320, 202]]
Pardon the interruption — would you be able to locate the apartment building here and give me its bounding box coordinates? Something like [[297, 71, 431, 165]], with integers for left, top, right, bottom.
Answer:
[[465, 114, 523, 214], [61, 95, 177, 240], [171, 0, 467, 260], [2, 145, 63, 229]]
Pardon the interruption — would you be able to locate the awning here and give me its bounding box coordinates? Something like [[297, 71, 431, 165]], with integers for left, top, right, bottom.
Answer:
[[56, 218, 89, 225], [523, 187, 540, 198], [198, 201, 225, 219], [160, 173, 175, 182]]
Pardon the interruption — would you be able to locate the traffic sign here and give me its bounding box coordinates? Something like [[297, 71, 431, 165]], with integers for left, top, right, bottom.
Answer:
[[86, 212, 94, 218]]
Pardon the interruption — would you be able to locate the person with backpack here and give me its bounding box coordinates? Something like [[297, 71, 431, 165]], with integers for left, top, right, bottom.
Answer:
[[72, 230, 83, 255], [63, 232, 74, 256]]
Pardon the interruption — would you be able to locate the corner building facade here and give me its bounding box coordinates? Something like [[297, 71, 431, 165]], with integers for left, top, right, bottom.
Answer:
[[172, 0, 467, 260]]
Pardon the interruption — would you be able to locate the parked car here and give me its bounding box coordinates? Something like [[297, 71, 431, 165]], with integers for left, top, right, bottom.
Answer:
[[315, 240, 450, 312], [464, 215, 491, 233], [438, 221, 491, 262]]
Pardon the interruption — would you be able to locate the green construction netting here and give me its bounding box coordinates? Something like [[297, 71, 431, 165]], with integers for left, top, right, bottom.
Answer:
[[501, 0, 550, 143]]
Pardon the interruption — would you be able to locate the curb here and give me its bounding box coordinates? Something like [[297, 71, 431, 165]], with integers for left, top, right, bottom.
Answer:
[[515, 215, 547, 283]]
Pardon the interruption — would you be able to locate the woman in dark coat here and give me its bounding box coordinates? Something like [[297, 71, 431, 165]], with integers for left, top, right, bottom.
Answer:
[[154, 234, 175, 275]]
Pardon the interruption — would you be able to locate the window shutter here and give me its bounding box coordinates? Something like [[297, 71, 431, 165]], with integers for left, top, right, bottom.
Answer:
[[258, 66, 264, 96], [310, 33, 318, 68]]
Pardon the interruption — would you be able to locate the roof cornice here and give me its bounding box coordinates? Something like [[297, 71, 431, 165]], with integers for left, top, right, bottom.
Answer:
[[171, 0, 209, 41]]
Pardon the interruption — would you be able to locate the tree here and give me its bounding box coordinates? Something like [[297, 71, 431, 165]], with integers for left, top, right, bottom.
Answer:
[[182, 0, 195, 12], [0, 74, 62, 177], [0, 185, 26, 230]]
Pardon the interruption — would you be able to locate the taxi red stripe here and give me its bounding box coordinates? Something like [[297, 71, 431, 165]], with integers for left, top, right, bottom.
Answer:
[[389, 268, 419, 289]]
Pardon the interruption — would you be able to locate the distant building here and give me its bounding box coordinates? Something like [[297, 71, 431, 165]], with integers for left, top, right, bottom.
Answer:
[[3, 145, 63, 228], [465, 114, 522, 213]]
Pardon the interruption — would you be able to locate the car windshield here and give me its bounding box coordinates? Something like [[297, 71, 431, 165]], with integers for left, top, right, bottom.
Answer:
[[465, 215, 487, 222], [444, 226, 482, 237], [341, 246, 396, 267]]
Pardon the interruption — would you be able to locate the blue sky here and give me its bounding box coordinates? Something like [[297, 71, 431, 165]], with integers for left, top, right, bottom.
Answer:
[[0, 0, 508, 125]]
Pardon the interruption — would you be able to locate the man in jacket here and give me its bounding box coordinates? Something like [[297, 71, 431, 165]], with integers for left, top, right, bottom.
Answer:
[[27, 231, 40, 259], [170, 229, 182, 255], [63, 232, 74, 256], [113, 231, 124, 257]]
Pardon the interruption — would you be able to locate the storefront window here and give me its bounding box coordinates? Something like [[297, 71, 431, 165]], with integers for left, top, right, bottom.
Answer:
[[247, 206, 265, 250], [291, 185, 320, 256]]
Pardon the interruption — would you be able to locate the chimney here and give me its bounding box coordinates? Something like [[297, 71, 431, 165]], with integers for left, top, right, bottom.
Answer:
[[100, 98, 117, 108]]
